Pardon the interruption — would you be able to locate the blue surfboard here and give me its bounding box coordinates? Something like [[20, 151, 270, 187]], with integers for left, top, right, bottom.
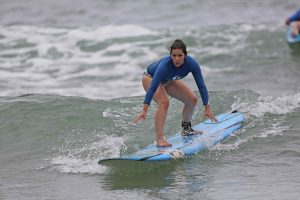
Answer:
[[287, 26, 300, 44], [98, 111, 245, 166]]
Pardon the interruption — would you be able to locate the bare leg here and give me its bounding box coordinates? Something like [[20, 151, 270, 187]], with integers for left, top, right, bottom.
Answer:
[[142, 76, 172, 146], [165, 80, 198, 122], [291, 21, 300, 36], [154, 100, 169, 145], [165, 80, 202, 135]]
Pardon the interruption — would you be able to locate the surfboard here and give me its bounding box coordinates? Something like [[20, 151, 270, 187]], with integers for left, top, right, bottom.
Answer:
[[98, 110, 245, 166], [287, 26, 300, 44]]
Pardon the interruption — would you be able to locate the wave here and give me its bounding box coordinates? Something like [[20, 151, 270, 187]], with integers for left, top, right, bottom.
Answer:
[[233, 91, 300, 117], [1, 90, 297, 174], [0, 23, 292, 99]]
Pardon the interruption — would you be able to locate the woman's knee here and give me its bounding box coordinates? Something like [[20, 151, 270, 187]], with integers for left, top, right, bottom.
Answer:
[[190, 94, 198, 106], [158, 99, 170, 110], [184, 94, 198, 109]]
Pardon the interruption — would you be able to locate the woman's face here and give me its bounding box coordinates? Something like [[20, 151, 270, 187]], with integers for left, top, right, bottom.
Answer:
[[171, 49, 185, 67]]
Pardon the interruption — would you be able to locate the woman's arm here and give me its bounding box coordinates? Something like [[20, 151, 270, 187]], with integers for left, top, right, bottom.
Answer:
[[288, 9, 300, 23], [189, 57, 217, 122]]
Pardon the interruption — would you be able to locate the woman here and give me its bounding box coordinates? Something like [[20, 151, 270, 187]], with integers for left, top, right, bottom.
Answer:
[[286, 8, 300, 37], [134, 39, 217, 147]]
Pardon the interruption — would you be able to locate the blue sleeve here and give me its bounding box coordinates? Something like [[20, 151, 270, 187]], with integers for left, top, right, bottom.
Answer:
[[143, 61, 168, 105], [289, 9, 300, 22], [189, 58, 209, 105]]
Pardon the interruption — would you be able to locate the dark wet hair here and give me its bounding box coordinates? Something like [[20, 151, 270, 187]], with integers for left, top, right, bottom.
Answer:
[[169, 39, 187, 56]]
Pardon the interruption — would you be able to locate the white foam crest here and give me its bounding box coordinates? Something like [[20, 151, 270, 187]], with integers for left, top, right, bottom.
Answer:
[[50, 134, 126, 174], [0, 26, 71, 56], [67, 25, 157, 41], [232, 93, 300, 117], [51, 156, 108, 174], [0, 70, 49, 82], [1, 25, 157, 65], [0, 47, 33, 57], [0, 25, 159, 98]]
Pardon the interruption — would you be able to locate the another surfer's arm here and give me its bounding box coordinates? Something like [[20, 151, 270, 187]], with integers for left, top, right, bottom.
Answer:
[[190, 59, 217, 122]]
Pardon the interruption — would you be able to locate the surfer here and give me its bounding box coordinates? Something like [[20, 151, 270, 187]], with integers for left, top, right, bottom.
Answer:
[[134, 39, 217, 147], [285, 8, 300, 37]]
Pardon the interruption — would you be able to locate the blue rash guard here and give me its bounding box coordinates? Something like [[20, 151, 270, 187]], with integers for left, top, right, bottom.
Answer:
[[144, 55, 209, 106], [289, 9, 300, 22]]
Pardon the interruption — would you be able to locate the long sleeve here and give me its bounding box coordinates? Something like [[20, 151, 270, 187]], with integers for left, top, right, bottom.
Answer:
[[190, 60, 209, 105], [289, 9, 300, 22], [143, 61, 168, 105]]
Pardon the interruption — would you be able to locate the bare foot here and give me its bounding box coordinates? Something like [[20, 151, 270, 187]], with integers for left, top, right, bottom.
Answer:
[[156, 139, 172, 147]]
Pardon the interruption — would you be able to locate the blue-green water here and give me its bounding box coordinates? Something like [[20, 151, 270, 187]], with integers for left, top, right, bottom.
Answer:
[[0, 1, 300, 200]]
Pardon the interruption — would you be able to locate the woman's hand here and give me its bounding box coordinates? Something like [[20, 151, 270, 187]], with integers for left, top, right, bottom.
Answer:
[[133, 111, 147, 123], [133, 103, 149, 123], [204, 105, 218, 122]]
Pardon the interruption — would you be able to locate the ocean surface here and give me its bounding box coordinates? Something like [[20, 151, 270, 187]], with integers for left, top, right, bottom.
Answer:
[[0, 1, 300, 200]]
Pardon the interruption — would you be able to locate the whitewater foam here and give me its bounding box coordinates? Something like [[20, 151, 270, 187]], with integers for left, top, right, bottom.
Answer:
[[232, 92, 300, 118], [49, 134, 126, 174]]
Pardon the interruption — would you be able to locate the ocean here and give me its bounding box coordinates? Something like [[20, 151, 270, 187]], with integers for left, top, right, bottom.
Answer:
[[0, 0, 300, 200]]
